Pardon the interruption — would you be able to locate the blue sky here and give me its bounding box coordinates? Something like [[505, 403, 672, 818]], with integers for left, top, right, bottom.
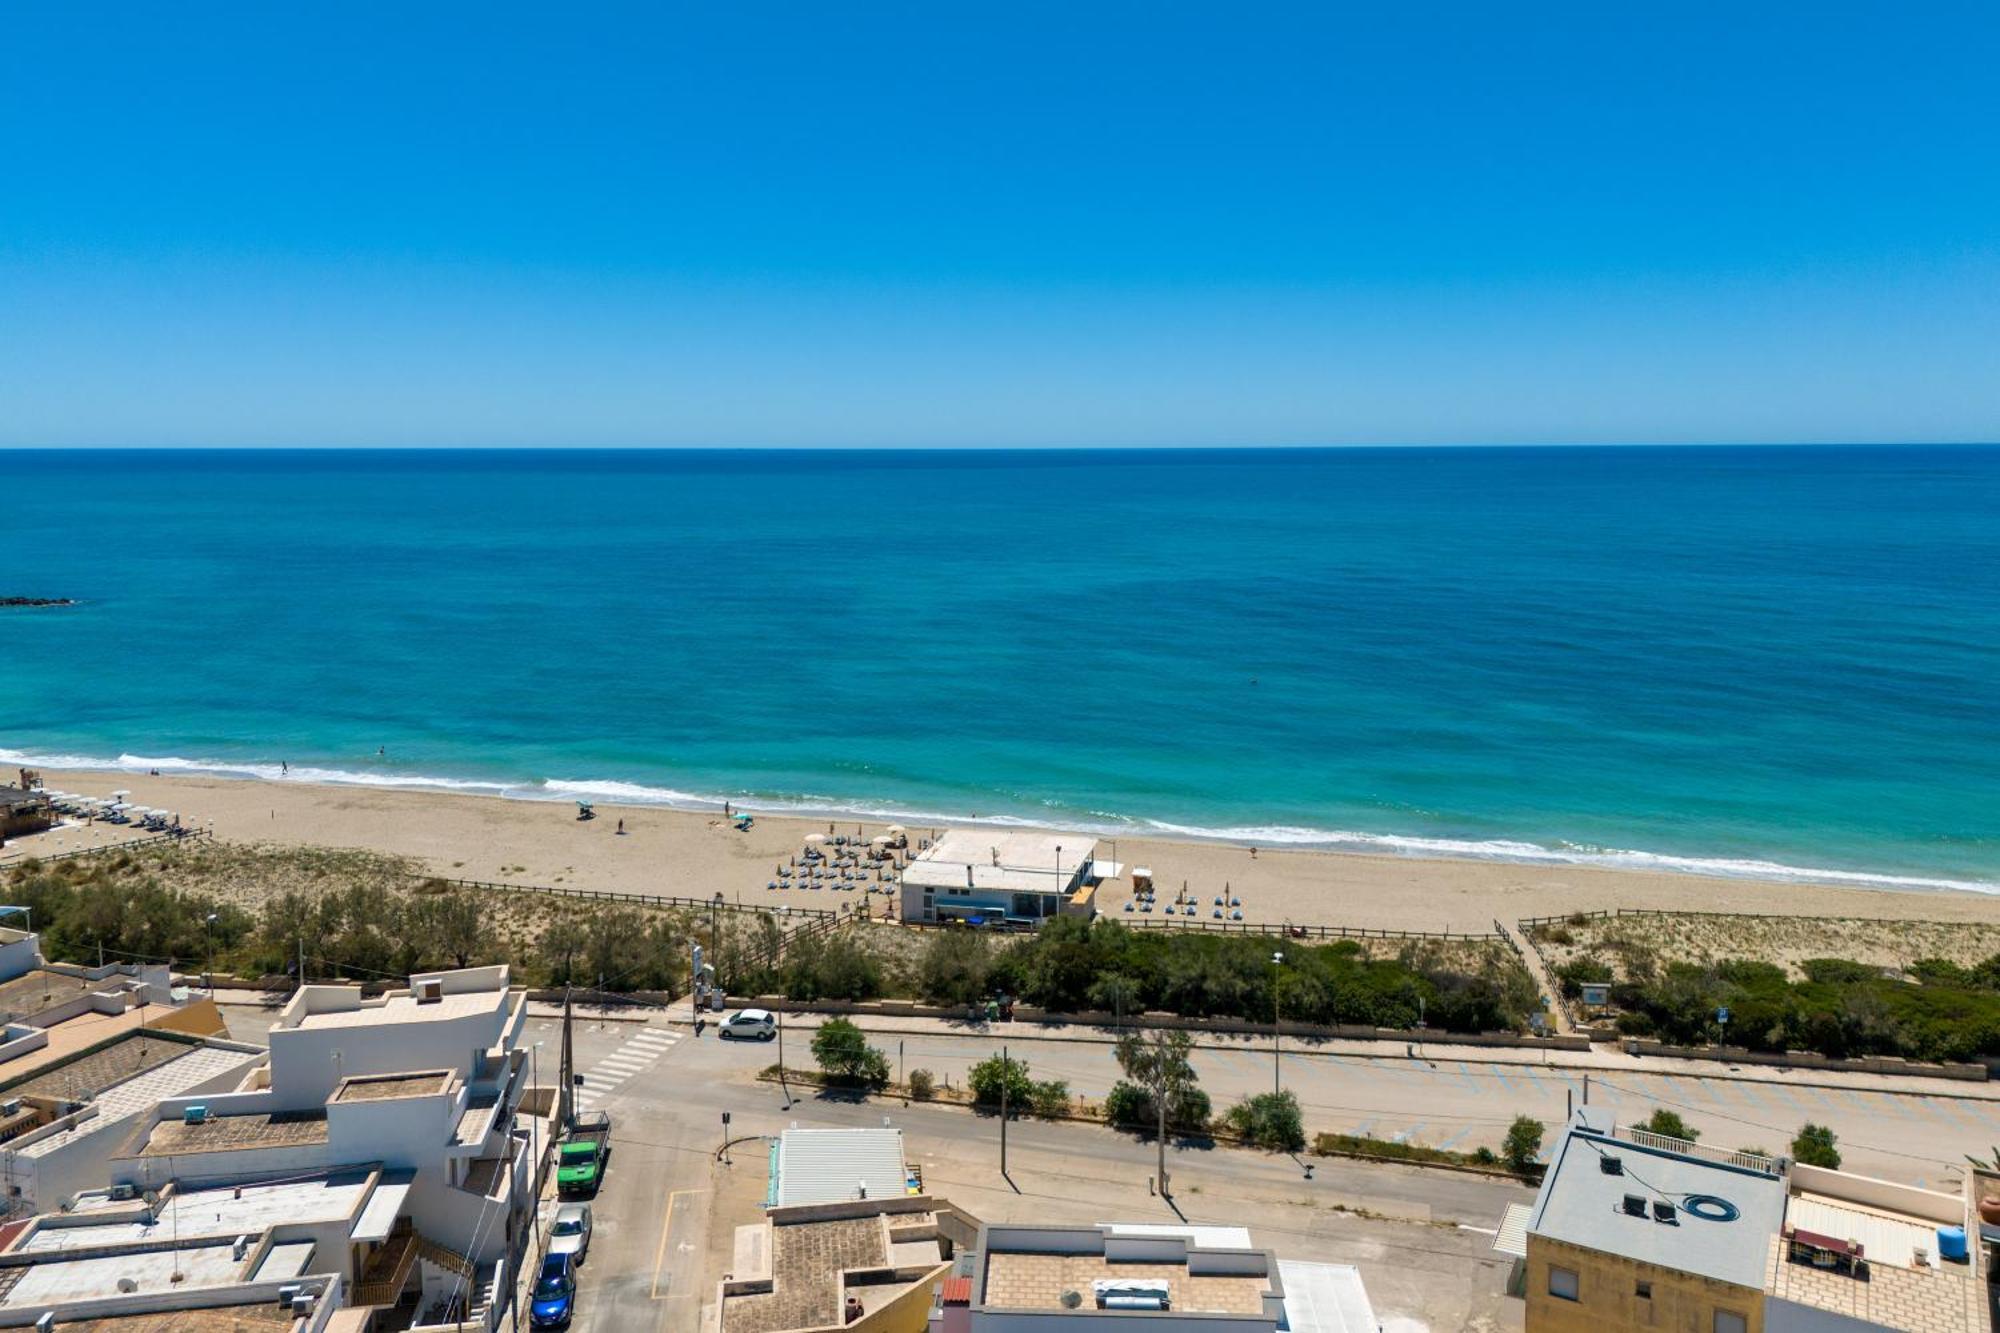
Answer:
[[3, 3, 1996, 446]]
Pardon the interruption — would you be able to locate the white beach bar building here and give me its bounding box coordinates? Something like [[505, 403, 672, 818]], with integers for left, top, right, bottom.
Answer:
[[899, 830, 1102, 926]]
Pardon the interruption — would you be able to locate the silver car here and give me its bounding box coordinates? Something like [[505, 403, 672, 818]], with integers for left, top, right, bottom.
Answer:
[[720, 1008, 777, 1041], [548, 1203, 592, 1263]]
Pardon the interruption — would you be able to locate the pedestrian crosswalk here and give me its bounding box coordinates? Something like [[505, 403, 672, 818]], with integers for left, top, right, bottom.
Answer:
[[574, 1026, 680, 1110]]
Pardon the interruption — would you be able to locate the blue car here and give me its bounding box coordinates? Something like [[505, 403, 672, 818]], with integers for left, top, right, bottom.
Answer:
[[529, 1253, 576, 1329]]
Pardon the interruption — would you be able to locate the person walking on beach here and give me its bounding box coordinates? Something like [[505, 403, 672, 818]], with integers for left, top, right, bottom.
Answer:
[[281, 761, 288, 776]]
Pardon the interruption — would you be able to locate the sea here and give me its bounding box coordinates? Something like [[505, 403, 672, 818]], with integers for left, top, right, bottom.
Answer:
[[2, 446, 1996, 894]]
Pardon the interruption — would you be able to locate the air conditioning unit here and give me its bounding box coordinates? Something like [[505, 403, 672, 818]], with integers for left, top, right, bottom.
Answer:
[[1621, 1194, 1648, 1217], [1652, 1201, 1678, 1224], [1598, 1155, 1624, 1175], [417, 980, 444, 1004], [0, 1099, 21, 1118], [277, 1284, 301, 1307], [291, 1294, 314, 1315], [108, 1184, 137, 1202], [182, 1104, 209, 1124]]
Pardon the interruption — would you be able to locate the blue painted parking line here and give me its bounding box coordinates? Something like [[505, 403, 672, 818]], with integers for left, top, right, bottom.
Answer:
[[1489, 1065, 1519, 1094], [1454, 1061, 1480, 1093], [1437, 1128, 1472, 1151], [1392, 1122, 1427, 1145]]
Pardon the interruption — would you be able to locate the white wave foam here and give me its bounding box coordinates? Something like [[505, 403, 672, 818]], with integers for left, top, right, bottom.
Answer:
[[1, 747, 514, 795], [7, 745, 1993, 895], [540, 778, 708, 805]]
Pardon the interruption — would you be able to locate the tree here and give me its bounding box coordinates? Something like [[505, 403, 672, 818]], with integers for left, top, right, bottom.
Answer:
[[1791, 1123, 1841, 1169], [1640, 1108, 1700, 1143], [968, 1053, 1034, 1108], [1114, 1029, 1205, 1194], [538, 918, 588, 986], [417, 888, 491, 970], [1225, 1091, 1305, 1152], [917, 929, 992, 1006], [810, 1018, 889, 1088], [1502, 1116, 1544, 1174]]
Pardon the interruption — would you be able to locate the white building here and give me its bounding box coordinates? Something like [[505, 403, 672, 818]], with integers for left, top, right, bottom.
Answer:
[[87, 965, 541, 1325], [935, 1222, 1379, 1332], [900, 830, 1101, 926]]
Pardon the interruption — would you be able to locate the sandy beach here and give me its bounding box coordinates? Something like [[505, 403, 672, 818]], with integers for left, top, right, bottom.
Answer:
[[7, 768, 1997, 934]]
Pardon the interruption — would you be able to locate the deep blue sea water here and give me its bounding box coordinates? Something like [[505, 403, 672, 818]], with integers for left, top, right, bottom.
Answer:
[[3, 446, 1996, 892]]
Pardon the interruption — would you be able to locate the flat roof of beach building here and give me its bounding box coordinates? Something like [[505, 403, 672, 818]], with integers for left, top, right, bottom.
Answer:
[[901, 830, 1098, 896]]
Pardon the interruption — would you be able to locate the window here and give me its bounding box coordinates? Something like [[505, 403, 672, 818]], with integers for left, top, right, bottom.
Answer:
[[1635, 1280, 1652, 1300], [1714, 1312, 1746, 1333], [1548, 1267, 1579, 1302]]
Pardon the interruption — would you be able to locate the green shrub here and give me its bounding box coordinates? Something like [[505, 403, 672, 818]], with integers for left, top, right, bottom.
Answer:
[[1502, 1116, 1544, 1173], [1472, 1146, 1498, 1166], [1029, 1079, 1072, 1118], [907, 1068, 935, 1101], [1554, 958, 1613, 997], [809, 1017, 889, 1088], [1639, 1108, 1699, 1142], [968, 1054, 1035, 1109], [1224, 1091, 1306, 1152], [1103, 1080, 1212, 1134], [1792, 1123, 1841, 1169]]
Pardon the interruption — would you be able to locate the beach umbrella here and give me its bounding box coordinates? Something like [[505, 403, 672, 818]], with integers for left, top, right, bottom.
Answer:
[[869, 834, 893, 846], [804, 833, 828, 844], [111, 790, 131, 800], [886, 824, 906, 835]]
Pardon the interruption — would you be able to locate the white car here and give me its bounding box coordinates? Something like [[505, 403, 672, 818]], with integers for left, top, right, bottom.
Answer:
[[720, 1008, 777, 1041], [548, 1203, 592, 1263]]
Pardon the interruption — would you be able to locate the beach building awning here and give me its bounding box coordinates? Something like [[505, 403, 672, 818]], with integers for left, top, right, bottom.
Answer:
[[349, 1171, 416, 1243], [1087, 859, 1124, 880], [1491, 1203, 1532, 1260]]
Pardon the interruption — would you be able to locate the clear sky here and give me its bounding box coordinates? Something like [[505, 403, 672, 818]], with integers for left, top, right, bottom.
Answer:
[[4, 3, 1996, 447]]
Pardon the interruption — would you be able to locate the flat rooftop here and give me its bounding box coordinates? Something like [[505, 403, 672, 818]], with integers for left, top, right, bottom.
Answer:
[[144, 1109, 329, 1156], [721, 1216, 887, 1333], [2, 1025, 195, 1101], [30, 1173, 375, 1252], [291, 989, 501, 1029], [981, 1251, 1268, 1314], [17, 1045, 261, 1161], [1529, 1127, 1786, 1292], [0, 968, 92, 1017], [0, 1241, 246, 1311], [903, 829, 1097, 895], [333, 1070, 452, 1102], [50, 1311, 298, 1332]]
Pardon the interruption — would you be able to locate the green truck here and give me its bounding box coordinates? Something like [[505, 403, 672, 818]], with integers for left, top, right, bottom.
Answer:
[[556, 1111, 612, 1197]]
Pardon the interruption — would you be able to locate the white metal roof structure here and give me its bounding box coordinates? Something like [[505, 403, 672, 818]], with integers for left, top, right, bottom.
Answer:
[[1277, 1260, 1381, 1333], [772, 1127, 907, 1207], [901, 829, 1098, 895]]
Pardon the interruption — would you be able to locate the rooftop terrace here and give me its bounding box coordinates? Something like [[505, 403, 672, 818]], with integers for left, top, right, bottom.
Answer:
[[143, 1109, 329, 1156], [27, 1172, 376, 1252], [332, 1070, 453, 1102]]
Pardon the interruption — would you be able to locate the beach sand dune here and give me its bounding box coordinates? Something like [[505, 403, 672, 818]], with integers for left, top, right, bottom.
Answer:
[[9, 769, 1998, 934]]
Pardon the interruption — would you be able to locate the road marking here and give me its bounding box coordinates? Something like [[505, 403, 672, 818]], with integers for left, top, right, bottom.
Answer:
[[1392, 1121, 1427, 1145], [651, 1188, 708, 1300], [1453, 1062, 1479, 1093], [1437, 1128, 1472, 1151], [1489, 1067, 1518, 1093]]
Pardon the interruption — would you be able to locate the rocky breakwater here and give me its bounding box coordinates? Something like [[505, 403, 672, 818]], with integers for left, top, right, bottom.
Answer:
[[0, 597, 75, 607]]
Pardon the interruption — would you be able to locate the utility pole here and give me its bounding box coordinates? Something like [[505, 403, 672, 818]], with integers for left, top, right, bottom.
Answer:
[[1156, 1071, 1169, 1200], [778, 1012, 792, 1110], [999, 1045, 1009, 1179], [557, 986, 575, 1132], [1271, 950, 1285, 1097]]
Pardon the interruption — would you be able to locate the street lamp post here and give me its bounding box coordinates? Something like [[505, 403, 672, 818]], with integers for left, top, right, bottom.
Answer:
[[203, 912, 218, 995], [1271, 951, 1284, 1097]]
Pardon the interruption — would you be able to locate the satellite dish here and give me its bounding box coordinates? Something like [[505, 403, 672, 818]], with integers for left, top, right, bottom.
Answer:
[[117, 1277, 138, 1293], [1060, 1291, 1082, 1309]]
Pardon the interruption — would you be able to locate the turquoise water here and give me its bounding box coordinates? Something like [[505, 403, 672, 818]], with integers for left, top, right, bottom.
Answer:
[[3, 446, 1996, 892]]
